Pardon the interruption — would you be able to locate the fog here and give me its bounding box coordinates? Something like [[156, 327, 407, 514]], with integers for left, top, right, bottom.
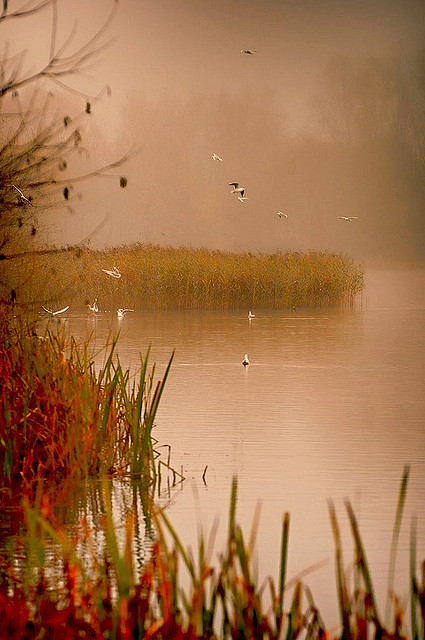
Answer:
[[9, 0, 425, 264]]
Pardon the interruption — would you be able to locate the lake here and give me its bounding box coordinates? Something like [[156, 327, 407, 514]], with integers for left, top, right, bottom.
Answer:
[[14, 268, 425, 625]]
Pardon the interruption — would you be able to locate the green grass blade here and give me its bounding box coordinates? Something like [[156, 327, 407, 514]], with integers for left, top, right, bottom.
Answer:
[[345, 498, 380, 624], [411, 515, 419, 640], [276, 511, 290, 633], [228, 475, 238, 545], [329, 499, 351, 640], [385, 464, 410, 626], [156, 507, 196, 582]]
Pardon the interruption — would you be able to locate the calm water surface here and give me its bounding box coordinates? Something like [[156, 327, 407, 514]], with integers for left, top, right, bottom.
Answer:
[[33, 269, 425, 623]]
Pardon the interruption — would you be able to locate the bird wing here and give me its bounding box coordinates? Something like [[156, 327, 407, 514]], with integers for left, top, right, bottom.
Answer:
[[228, 182, 239, 187], [42, 306, 53, 314], [53, 305, 69, 315]]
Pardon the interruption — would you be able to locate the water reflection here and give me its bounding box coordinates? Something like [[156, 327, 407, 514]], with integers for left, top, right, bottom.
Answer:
[[6, 269, 425, 625]]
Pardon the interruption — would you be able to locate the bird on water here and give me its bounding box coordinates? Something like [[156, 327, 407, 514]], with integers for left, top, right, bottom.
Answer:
[[88, 298, 99, 313], [117, 308, 134, 318], [242, 354, 250, 366], [42, 305, 69, 316]]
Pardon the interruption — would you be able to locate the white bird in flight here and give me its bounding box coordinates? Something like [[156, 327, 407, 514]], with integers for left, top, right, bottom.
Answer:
[[338, 216, 359, 222], [13, 184, 33, 206], [212, 153, 223, 161], [242, 354, 250, 366], [229, 182, 244, 194], [248, 311, 255, 319], [277, 211, 288, 219], [102, 266, 121, 278], [42, 305, 69, 316], [117, 308, 134, 318], [241, 49, 257, 55], [88, 298, 99, 313]]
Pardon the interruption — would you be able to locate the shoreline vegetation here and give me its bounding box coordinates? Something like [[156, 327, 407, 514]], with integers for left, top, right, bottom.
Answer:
[[3, 243, 364, 311], [1, 469, 423, 640], [0, 321, 179, 500]]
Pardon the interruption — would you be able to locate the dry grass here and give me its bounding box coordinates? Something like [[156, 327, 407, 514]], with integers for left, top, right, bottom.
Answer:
[[3, 243, 364, 311]]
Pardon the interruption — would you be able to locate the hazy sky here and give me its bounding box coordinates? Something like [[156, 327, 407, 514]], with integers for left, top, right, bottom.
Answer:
[[68, 0, 425, 130], [7, 0, 425, 263]]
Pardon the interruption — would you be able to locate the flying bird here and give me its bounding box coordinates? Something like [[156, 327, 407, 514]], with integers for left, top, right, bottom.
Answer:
[[88, 298, 99, 313], [212, 153, 223, 162], [242, 354, 250, 366], [117, 308, 134, 318], [228, 182, 249, 201], [102, 266, 121, 278], [277, 211, 288, 218], [248, 311, 255, 319], [42, 305, 69, 316], [228, 183, 245, 194], [13, 184, 33, 206], [241, 49, 257, 55], [338, 216, 359, 222]]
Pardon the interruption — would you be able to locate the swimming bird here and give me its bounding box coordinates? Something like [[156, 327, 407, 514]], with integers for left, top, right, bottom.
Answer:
[[42, 305, 69, 316], [13, 184, 33, 206], [241, 49, 257, 55], [88, 298, 99, 313], [277, 211, 288, 218], [248, 311, 255, 319], [102, 266, 121, 278], [212, 153, 223, 161], [338, 216, 359, 222], [117, 308, 134, 318], [242, 354, 250, 366]]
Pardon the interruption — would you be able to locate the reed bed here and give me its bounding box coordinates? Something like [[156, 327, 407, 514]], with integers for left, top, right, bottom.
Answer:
[[0, 318, 176, 497], [0, 469, 423, 640], [4, 243, 364, 311]]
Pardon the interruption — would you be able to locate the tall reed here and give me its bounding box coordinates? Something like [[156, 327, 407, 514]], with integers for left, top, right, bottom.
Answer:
[[0, 318, 175, 496], [3, 243, 364, 311], [1, 470, 422, 640]]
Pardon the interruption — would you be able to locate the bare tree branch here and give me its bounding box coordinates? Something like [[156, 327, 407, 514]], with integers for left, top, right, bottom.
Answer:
[[0, 0, 53, 23], [0, 0, 130, 266]]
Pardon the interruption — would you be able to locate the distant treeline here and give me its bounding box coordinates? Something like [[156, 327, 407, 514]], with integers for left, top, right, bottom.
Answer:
[[3, 243, 364, 310], [112, 53, 425, 264]]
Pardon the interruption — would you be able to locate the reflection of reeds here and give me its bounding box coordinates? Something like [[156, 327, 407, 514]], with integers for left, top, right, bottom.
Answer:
[[4, 243, 364, 310], [0, 321, 175, 496], [1, 470, 422, 639]]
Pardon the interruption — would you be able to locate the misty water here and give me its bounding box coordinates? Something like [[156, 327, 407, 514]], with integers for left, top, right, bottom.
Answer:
[[10, 268, 425, 626]]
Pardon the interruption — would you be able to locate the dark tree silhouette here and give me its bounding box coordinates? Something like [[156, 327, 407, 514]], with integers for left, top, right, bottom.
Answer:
[[0, 0, 130, 263]]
